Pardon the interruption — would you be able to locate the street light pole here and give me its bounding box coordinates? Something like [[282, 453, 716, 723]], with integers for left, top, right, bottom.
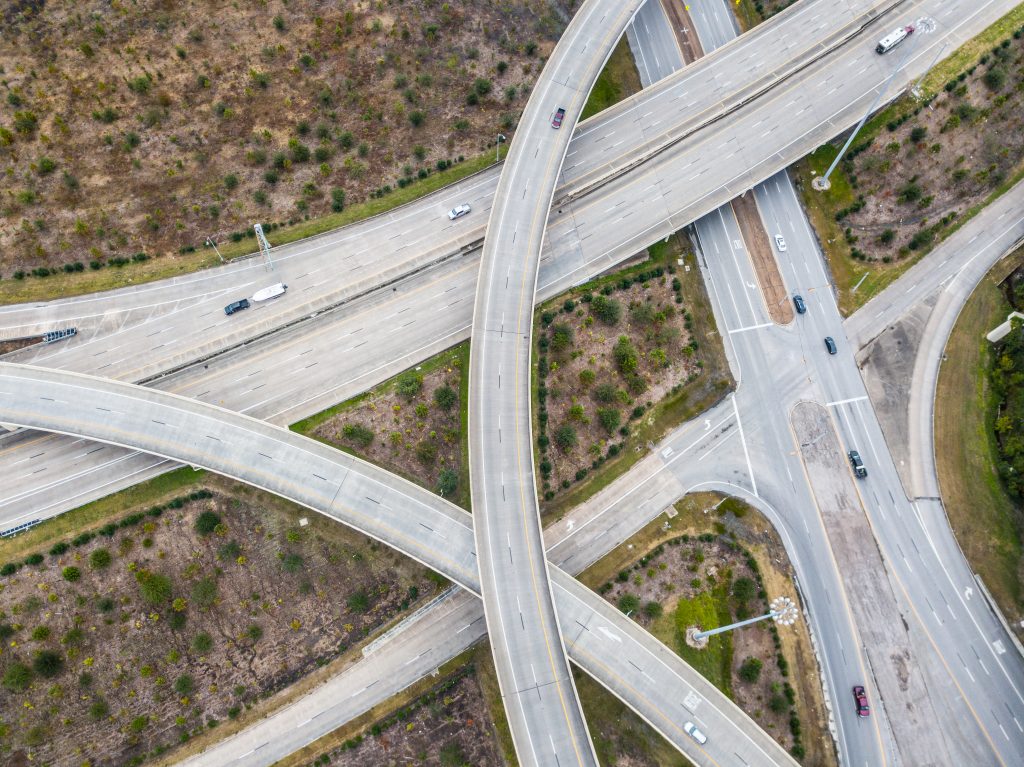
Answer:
[[206, 237, 224, 264], [813, 17, 936, 191], [688, 596, 799, 647]]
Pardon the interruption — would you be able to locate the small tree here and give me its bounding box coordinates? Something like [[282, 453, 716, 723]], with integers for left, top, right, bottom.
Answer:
[[62, 566, 81, 582], [617, 593, 640, 614], [396, 371, 423, 398], [590, 295, 622, 325], [436, 469, 458, 497], [732, 576, 757, 604], [136, 570, 173, 606], [192, 632, 214, 653], [89, 698, 110, 720], [550, 323, 574, 354], [738, 657, 763, 683], [33, 650, 65, 678], [195, 511, 221, 535], [341, 423, 375, 447], [434, 385, 458, 411], [89, 549, 112, 569], [174, 675, 195, 695], [597, 408, 621, 434], [642, 601, 664, 619], [554, 424, 578, 452]]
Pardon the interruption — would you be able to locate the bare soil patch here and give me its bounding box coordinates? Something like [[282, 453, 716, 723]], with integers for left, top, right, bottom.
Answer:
[[535, 254, 699, 504], [0, 337, 40, 356], [662, 0, 703, 63], [0, 477, 440, 767], [732, 192, 793, 325], [0, 0, 573, 279], [307, 343, 469, 509]]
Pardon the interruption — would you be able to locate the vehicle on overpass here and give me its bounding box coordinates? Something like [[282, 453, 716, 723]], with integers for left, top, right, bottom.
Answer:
[[252, 283, 288, 302], [551, 107, 566, 129], [876, 25, 913, 54], [224, 298, 250, 316], [684, 721, 707, 745], [447, 203, 471, 220]]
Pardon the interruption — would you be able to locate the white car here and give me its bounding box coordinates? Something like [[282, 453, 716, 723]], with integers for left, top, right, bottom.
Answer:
[[447, 203, 471, 220], [684, 721, 707, 745], [774, 234, 787, 252]]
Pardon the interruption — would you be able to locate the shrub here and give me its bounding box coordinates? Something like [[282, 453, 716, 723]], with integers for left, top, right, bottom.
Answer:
[[331, 188, 346, 212], [130, 715, 149, 733], [409, 110, 426, 127], [554, 425, 578, 452], [136, 570, 173, 605], [984, 66, 1007, 91], [643, 601, 664, 619], [37, 157, 56, 175], [33, 650, 65, 678], [24, 553, 44, 566], [597, 408, 621, 434], [89, 549, 112, 569], [281, 553, 303, 573], [909, 126, 928, 143], [3, 662, 33, 691], [49, 541, 69, 557], [191, 577, 218, 607], [593, 383, 618, 403], [434, 385, 458, 411], [31, 626, 51, 641], [192, 632, 214, 653], [617, 593, 640, 614], [769, 692, 789, 713], [195, 510, 221, 535], [396, 371, 423, 398], [590, 294, 622, 325], [613, 336, 639, 375], [738, 657, 763, 683], [415, 441, 438, 465], [732, 576, 756, 603], [879, 229, 896, 245], [174, 675, 195, 695], [246, 624, 263, 642], [89, 698, 110, 720], [342, 423, 375, 447], [347, 589, 370, 613], [62, 566, 81, 582], [436, 469, 458, 497]]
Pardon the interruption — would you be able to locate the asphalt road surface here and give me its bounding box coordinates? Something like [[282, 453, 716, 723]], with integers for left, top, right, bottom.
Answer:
[[467, 1, 644, 764]]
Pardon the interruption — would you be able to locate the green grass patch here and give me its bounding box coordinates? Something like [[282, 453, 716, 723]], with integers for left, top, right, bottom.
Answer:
[[0, 466, 205, 561], [936, 252, 1024, 626], [673, 584, 734, 698], [581, 37, 643, 120], [0, 149, 504, 306]]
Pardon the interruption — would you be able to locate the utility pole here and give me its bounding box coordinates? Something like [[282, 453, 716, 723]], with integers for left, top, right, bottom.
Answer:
[[254, 223, 274, 272], [496, 133, 506, 163], [206, 236, 224, 264], [813, 17, 936, 191], [687, 596, 799, 648]]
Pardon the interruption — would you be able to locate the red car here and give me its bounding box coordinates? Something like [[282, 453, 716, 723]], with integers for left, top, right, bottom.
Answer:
[[853, 685, 870, 717], [551, 107, 566, 129]]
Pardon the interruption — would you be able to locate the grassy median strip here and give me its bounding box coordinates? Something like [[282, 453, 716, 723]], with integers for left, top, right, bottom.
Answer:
[[935, 251, 1024, 628], [581, 36, 643, 120]]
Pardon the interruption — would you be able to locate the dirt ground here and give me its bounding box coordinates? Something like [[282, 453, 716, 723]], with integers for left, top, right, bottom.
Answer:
[[837, 34, 1024, 264], [535, 263, 699, 501], [732, 192, 794, 325], [0, 477, 439, 767], [0, 0, 574, 277], [311, 343, 468, 509]]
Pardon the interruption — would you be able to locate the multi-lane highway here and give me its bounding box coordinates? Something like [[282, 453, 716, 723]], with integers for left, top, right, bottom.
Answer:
[[0, 361, 798, 767], [2, 1, 1024, 761], [1, 0, 1013, 535]]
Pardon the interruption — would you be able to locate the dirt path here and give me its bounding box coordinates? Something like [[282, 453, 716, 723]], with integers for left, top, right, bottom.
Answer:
[[660, 0, 704, 63], [732, 192, 794, 324]]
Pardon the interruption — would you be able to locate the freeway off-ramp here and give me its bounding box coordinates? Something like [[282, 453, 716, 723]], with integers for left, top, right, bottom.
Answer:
[[0, 361, 797, 767]]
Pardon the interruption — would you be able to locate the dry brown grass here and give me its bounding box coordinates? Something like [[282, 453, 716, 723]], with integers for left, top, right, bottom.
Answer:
[[0, 0, 569, 281]]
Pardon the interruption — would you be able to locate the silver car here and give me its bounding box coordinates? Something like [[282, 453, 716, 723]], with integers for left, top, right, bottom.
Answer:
[[774, 234, 787, 252], [447, 203, 471, 220], [684, 721, 707, 745]]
